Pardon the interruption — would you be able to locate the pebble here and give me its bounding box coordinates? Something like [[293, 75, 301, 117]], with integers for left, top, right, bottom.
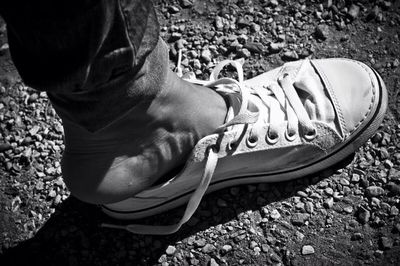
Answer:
[[291, 213, 310, 226], [180, 0, 193, 8], [387, 182, 400, 195], [295, 231, 305, 242], [194, 238, 206, 247], [324, 187, 334, 196], [193, 59, 201, 69], [371, 197, 381, 207], [390, 206, 399, 216], [305, 202, 314, 214], [168, 6, 180, 14], [297, 191, 308, 198], [351, 173, 360, 183], [340, 179, 350, 186], [323, 198, 334, 209], [48, 190, 57, 198], [315, 25, 329, 40], [208, 258, 218, 266], [202, 244, 215, 254], [269, 42, 285, 53], [282, 51, 299, 61], [379, 237, 393, 250], [270, 209, 281, 220], [0, 142, 12, 152], [201, 49, 212, 63], [365, 186, 385, 197], [394, 223, 400, 233], [343, 206, 353, 214], [221, 244, 232, 253], [166, 245, 176, 255], [351, 232, 363, 241], [348, 4, 360, 20], [357, 207, 371, 224], [301, 245, 315, 255], [318, 181, 329, 188], [238, 48, 251, 58]]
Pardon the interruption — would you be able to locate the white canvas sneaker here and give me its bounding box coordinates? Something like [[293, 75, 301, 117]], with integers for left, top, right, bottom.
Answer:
[[102, 58, 387, 235]]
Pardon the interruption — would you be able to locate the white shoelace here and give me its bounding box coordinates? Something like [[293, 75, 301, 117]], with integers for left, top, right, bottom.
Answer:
[[102, 54, 316, 235]]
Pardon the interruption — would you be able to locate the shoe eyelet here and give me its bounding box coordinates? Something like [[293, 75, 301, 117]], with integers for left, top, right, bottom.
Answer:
[[304, 128, 317, 141], [266, 130, 279, 144], [246, 135, 259, 148], [227, 141, 238, 151], [285, 130, 296, 141]]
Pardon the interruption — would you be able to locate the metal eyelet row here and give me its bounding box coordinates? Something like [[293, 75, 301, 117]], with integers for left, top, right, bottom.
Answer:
[[238, 127, 317, 149]]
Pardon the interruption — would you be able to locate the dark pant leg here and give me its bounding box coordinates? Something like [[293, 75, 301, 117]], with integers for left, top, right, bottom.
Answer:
[[0, 0, 162, 131]]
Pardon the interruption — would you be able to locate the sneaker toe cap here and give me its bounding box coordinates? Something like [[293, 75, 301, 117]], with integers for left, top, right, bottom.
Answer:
[[313, 59, 381, 135]]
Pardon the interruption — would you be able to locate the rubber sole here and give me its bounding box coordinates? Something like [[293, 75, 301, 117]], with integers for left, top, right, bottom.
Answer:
[[102, 66, 388, 220]]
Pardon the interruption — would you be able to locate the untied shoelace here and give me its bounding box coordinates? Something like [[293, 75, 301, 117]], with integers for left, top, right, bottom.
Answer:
[[101, 53, 316, 235]]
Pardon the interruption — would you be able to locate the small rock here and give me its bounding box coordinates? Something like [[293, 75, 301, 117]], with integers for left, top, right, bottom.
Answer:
[[269, 42, 285, 53], [28, 93, 38, 103], [209, 258, 219, 266], [221, 244, 232, 254], [215, 16, 224, 31], [357, 207, 371, 224], [340, 179, 350, 186], [270, 209, 281, 220], [348, 4, 360, 20], [343, 206, 353, 214], [302, 245, 315, 255], [282, 51, 299, 61], [324, 187, 334, 196], [351, 232, 363, 241], [371, 197, 381, 207], [166, 245, 176, 255], [379, 237, 393, 250], [0, 143, 12, 152], [394, 223, 400, 233], [323, 198, 334, 209], [393, 59, 400, 68], [202, 244, 215, 254], [168, 6, 180, 14], [48, 190, 57, 198], [193, 59, 201, 69], [180, 0, 193, 8], [305, 202, 314, 214], [315, 25, 329, 40], [388, 168, 400, 181], [295, 231, 305, 242], [244, 42, 264, 54], [194, 238, 206, 247], [387, 182, 400, 196], [238, 48, 251, 58], [291, 213, 310, 226], [390, 206, 399, 216], [351, 173, 360, 183], [365, 186, 385, 197]]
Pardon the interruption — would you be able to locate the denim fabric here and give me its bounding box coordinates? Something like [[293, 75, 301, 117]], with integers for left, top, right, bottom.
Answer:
[[0, 0, 162, 131]]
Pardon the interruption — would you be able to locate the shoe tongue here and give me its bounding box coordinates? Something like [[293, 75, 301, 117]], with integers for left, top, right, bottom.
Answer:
[[290, 60, 336, 125]]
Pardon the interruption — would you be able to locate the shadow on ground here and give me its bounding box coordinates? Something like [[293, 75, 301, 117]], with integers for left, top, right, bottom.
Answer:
[[0, 155, 354, 266]]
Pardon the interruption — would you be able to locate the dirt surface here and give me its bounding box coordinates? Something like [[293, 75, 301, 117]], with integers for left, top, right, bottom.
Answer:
[[1, 0, 400, 265]]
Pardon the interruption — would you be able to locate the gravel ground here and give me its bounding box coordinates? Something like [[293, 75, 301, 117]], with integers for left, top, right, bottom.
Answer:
[[1, 0, 400, 265]]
